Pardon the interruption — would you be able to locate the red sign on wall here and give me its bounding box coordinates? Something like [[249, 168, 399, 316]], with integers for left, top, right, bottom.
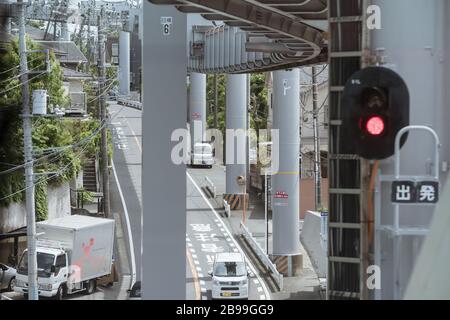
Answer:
[[274, 191, 288, 199]]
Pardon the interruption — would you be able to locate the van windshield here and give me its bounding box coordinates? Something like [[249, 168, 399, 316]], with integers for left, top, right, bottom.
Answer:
[[214, 262, 246, 277], [194, 145, 212, 154], [18, 251, 55, 278]]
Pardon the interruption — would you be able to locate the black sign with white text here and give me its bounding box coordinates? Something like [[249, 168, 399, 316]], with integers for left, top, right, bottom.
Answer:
[[391, 180, 439, 204]]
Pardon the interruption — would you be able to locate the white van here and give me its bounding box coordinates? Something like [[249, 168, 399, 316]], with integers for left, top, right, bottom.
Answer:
[[191, 142, 214, 168], [209, 252, 249, 300]]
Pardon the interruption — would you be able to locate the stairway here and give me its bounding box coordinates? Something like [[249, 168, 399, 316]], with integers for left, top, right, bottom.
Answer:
[[83, 159, 98, 192]]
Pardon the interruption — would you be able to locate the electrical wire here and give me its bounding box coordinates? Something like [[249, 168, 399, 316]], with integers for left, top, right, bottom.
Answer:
[[0, 56, 42, 76], [0, 102, 126, 178], [0, 62, 46, 85], [0, 101, 128, 200], [0, 71, 47, 96], [0, 118, 106, 176], [0, 140, 92, 202]]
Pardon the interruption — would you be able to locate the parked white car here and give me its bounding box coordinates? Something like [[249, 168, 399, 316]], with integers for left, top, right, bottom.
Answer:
[[209, 252, 249, 300], [0, 263, 16, 292]]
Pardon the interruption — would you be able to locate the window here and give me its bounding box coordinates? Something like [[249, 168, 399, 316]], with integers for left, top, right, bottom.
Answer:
[[55, 255, 66, 268], [55, 254, 67, 275]]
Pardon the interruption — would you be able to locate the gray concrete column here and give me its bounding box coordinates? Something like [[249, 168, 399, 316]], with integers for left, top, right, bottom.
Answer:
[[225, 74, 247, 195], [272, 69, 301, 257], [189, 73, 206, 152], [143, 3, 186, 299], [119, 30, 130, 96]]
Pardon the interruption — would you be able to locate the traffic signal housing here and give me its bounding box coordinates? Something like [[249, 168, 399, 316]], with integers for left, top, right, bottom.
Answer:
[[341, 67, 410, 160]]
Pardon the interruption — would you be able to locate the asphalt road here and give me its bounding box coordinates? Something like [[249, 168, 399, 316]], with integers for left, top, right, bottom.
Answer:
[[186, 167, 271, 300], [109, 103, 142, 283]]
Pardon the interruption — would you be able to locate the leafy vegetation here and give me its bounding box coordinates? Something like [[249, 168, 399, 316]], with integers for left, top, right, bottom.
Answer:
[[206, 73, 269, 136], [0, 37, 102, 221]]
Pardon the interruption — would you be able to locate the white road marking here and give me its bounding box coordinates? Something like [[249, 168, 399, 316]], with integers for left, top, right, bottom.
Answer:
[[198, 273, 204, 278], [226, 238, 232, 242], [186, 238, 191, 242], [253, 279, 259, 284], [201, 287, 207, 293], [196, 267, 202, 272], [190, 248, 196, 253], [200, 280, 206, 286], [260, 295, 266, 300], [187, 243, 193, 247], [192, 254, 198, 259], [194, 260, 200, 265], [111, 159, 136, 291], [257, 287, 263, 292], [187, 172, 271, 300]]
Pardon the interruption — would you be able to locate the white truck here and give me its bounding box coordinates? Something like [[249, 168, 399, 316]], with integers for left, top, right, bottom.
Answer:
[[15, 215, 115, 300]]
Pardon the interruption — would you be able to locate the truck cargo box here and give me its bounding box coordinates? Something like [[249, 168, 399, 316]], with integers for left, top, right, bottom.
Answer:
[[36, 215, 115, 283]]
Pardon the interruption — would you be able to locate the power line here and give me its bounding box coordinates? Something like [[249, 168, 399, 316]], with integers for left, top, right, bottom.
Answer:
[[0, 102, 126, 177], [0, 71, 46, 96]]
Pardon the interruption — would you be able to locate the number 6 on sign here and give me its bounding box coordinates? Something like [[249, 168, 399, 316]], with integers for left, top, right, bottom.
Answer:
[[161, 16, 173, 36], [163, 24, 170, 35]]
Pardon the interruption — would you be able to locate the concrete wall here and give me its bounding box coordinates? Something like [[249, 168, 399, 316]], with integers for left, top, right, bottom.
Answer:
[[300, 178, 328, 219], [0, 182, 71, 234], [300, 211, 327, 278]]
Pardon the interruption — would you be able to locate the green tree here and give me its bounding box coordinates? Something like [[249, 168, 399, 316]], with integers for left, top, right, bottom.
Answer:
[[206, 73, 269, 137], [0, 37, 101, 221]]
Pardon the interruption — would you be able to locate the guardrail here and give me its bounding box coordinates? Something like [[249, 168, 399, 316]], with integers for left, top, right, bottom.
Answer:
[[117, 96, 142, 110], [223, 199, 231, 218], [240, 222, 283, 291], [204, 176, 216, 198]]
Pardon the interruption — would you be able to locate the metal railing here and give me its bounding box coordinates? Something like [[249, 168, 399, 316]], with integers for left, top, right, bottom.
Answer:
[[223, 199, 231, 218], [117, 95, 142, 110], [240, 222, 283, 291], [204, 176, 216, 198]]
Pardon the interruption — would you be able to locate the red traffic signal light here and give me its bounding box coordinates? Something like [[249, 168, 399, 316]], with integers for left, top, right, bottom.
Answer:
[[365, 116, 385, 136], [342, 67, 409, 160]]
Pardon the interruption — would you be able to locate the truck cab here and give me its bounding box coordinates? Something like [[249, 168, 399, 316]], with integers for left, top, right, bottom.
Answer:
[[191, 142, 214, 168], [15, 247, 71, 299]]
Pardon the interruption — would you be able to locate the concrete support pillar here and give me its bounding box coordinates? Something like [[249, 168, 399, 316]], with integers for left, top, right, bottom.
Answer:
[[189, 73, 206, 153], [143, 3, 186, 299], [224, 74, 248, 210], [119, 30, 130, 96], [272, 69, 301, 275]]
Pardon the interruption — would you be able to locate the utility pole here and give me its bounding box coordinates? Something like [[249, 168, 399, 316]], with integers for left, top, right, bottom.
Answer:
[[311, 65, 322, 210], [18, 0, 38, 300], [98, 7, 110, 218]]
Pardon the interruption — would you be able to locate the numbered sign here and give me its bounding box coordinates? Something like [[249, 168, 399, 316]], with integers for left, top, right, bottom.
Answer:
[[160, 16, 173, 36]]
